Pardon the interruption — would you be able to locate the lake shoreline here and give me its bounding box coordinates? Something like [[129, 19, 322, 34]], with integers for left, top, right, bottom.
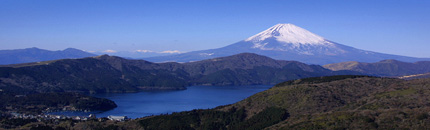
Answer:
[[48, 85, 272, 119]]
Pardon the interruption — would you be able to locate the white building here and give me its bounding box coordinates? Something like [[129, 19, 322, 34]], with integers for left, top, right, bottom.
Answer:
[[107, 115, 128, 121]]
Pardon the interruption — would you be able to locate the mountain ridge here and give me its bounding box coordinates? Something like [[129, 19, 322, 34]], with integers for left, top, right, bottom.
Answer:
[[0, 53, 358, 94], [0, 47, 96, 65], [323, 59, 430, 76], [144, 23, 430, 65], [53, 76, 430, 130]]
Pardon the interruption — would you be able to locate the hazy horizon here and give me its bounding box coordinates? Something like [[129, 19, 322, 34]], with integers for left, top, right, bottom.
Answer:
[[1, 0, 429, 58]]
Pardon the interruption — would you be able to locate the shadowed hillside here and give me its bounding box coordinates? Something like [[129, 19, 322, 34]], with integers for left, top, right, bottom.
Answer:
[[137, 76, 430, 129], [0, 53, 357, 93], [5, 76, 430, 129]]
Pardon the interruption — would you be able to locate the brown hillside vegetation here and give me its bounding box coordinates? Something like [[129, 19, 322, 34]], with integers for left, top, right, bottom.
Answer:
[[6, 75, 430, 129], [137, 76, 430, 130], [323, 60, 430, 76], [399, 72, 430, 80], [226, 76, 430, 129]]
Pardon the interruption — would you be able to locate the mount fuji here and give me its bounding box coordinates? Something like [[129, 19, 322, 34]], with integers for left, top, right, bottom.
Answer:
[[145, 23, 429, 65]]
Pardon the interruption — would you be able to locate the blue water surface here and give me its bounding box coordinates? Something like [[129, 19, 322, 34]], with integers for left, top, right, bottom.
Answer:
[[50, 85, 272, 119]]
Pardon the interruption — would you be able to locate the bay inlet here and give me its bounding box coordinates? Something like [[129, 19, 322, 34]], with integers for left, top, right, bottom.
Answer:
[[49, 85, 272, 119]]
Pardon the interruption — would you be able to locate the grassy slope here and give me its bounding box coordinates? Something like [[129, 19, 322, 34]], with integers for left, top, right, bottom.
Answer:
[[226, 76, 430, 129], [132, 75, 430, 130], [7, 75, 430, 129], [323, 60, 430, 77]]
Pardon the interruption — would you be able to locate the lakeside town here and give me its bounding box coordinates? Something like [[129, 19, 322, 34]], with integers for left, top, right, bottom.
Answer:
[[8, 112, 129, 122]]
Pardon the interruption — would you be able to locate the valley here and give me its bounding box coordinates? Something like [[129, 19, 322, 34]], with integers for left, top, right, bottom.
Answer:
[[2, 1, 429, 129], [2, 51, 430, 130], [5, 75, 430, 129], [0, 53, 356, 94]]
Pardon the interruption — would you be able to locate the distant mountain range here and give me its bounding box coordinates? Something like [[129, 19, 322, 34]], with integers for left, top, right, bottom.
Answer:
[[93, 50, 182, 59], [0, 53, 357, 94], [3, 24, 429, 65], [144, 23, 430, 65], [0, 47, 96, 65], [324, 59, 430, 76]]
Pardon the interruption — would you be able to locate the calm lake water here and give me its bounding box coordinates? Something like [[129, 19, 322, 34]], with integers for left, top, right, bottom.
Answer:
[[49, 85, 272, 119]]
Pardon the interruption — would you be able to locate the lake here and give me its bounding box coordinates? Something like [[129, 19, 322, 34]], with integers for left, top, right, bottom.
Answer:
[[49, 85, 272, 119]]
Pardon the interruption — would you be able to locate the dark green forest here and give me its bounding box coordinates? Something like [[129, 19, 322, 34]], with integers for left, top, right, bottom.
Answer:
[[0, 92, 116, 114], [4, 75, 430, 129], [0, 53, 359, 94]]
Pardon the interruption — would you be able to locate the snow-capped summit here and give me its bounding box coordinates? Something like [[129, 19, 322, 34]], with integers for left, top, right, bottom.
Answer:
[[145, 23, 429, 65], [245, 23, 327, 45], [244, 23, 337, 53]]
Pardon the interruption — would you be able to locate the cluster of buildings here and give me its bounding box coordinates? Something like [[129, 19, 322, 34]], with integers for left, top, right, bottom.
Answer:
[[10, 112, 129, 122], [10, 112, 96, 121]]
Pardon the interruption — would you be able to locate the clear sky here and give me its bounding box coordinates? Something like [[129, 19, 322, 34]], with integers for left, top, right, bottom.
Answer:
[[1, 0, 429, 57]]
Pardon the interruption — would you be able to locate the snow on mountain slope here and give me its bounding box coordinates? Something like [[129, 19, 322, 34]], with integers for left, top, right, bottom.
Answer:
[[242, 23, 345, 55], [246, 23, 326, 45], [144, 23, 430, 65]]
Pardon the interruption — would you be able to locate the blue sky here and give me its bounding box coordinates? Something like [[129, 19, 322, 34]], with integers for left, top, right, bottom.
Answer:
[[1, 0, 429, 57]]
